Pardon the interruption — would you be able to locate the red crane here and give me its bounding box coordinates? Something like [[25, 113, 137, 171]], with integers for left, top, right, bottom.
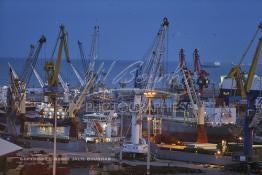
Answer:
[[193, 49, 209, 94]]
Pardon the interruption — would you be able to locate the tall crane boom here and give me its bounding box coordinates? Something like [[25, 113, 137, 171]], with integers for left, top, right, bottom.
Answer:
[[70, 63, 84, 86], [193, 49, 209, 94], [179, 48, 208, 143], [245, 37, 262, 92], [32, 65, 44, 88], [136, 17, 169, 89], [45, 25, 70, 89], [88, 25, 99, 76], [224, 23, 262, 157], [9, 35, 46, 114], [69, 64, 102, 115], [78, 40, 88, 74], [68, 64, 103, 138], [129, 18, 169, 149], [21, 36, 46, 85], [180, 49, 201, 119], [20, 45, 35, 82], [58, 74, 69, 93], [226, 23, 262, 98], [68, 73, 97, 118]]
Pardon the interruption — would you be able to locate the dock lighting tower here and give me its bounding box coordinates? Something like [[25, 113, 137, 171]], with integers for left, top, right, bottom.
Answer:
[[144, 91, 156, 175]]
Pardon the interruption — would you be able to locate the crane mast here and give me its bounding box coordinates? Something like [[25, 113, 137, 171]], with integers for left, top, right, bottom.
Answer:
[[135, 18, 169, 89], [44, 24, 70, 91], [87, 25, 99, 77], [243, 36, 262, 156], [32, 65, 44, 88], [70, 63, 84, 86], [124, 18, 169, 154], [193, 49, 209, 94], [179, 48, 207, 143], [224, 23, 262, 157], [21, 36, 46, 85], [78, 40, 88, 74], [9, 36, 46, 114], [68, 64, 102, 138], [180, 49, 199, 119]]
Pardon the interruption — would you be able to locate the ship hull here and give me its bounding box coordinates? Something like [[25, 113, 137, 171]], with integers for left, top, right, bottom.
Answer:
[[122, 115, 242, 143]]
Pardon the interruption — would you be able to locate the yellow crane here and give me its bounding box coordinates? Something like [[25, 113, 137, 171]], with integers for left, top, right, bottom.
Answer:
[[44, 24, 70, 175], [226, 23, 262, 157], [227, 23, 262, 98], [44, 24, 70, 94]]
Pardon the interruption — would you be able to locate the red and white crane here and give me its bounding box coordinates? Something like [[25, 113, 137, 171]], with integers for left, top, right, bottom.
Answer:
[[179, 48, 208, 143], [193, 49, 209, 95]]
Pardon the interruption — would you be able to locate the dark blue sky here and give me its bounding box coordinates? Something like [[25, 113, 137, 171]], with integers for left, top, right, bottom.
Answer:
[[1, 0, 262, 63]]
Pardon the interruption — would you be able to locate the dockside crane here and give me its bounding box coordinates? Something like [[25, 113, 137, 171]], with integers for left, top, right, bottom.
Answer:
[[44, 24, 70, 96], [58, 74, 70, 104], [179, 49, 207, 143], [77, 26, 99, 80], [193, 49, 209, 95], [123, 18, 169, 155], [32, 63, 71, 104], [43, 24, 70, 175], [78, 40, 88, 75], [32, 65, 44, 88], [9, 36, 46, 115], [87, 25, 99, 78], [70, 62, 84, 87], [68, 67, 101, 138], [224, 23, 262, 158]]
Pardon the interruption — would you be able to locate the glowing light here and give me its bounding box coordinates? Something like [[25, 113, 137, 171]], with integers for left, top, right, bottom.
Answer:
[[144, 91, 156, 98]]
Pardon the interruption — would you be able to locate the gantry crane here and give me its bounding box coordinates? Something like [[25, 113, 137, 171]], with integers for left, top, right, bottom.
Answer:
[[179, 48, 207, 143]]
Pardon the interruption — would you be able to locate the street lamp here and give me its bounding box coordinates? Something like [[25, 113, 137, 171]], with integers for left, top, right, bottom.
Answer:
[[144, 91, 156, 175]]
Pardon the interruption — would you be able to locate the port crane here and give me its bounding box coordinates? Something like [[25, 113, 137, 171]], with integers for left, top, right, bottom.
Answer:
[[78, 26, 99, 80], [32, 65, 44, 88], [44, 24, 70, 96], [193, 49, 209, 94], [87, 25, 99, 78], [43, 24, 71, 175], [225, 23, 262, 158], [70, 62, 84, 86], [31, 63, 71, 104], [179, 48, 208, 143], [78, 40, 88, 75], [123, 18, 169, 155], [9, 36, 46, 115], [68, 64, 102, 138]]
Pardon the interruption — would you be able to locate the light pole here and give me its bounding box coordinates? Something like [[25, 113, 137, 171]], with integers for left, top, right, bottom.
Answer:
[[144, 91, 156, 175], [52, 96, 57, 175]]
